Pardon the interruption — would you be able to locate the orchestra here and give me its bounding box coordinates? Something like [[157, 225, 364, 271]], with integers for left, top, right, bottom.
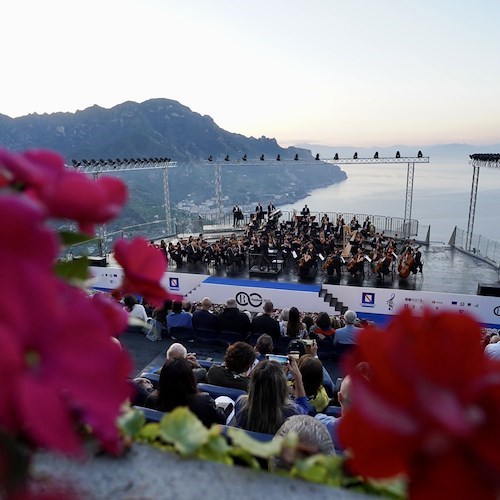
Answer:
[[162, 205, 424, 283]]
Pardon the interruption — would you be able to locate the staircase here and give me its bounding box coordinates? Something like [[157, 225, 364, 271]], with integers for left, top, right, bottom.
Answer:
[[319, 286, 348, 316]]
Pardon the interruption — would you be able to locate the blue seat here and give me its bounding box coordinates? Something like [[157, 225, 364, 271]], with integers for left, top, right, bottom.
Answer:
[[276, 336, 291, 354], [316, 338, 335, 360], [169, 326, 195, 343], [197, 382, 246, 400], [194, 328, 220, 345], [132, 405, 166, 423], [218, 330, 246, 346], [139, 371, 160, 387], [246, 332, 262, 346]]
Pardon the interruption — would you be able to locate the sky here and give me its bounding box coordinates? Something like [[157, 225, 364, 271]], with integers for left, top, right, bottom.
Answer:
[[2, 0, 500, 147]]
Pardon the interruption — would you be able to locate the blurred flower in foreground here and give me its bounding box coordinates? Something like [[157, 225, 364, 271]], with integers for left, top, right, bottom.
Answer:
[[114, 237, 178, 306], [339, 309, 500, 500]]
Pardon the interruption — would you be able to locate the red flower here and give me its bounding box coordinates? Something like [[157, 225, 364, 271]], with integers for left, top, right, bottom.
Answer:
[[114, 237, 177, 306], [0, 149, 127, 235], [0, 196, 133, 456], [339, 309, 500, 499]]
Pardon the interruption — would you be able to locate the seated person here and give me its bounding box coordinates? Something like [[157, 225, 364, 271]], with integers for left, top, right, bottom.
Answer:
[[298, 355, 330, 413], [270, 415, 335, 471], [192, 297, 219, 331], [308, 312, 335, 341], [234, 356, 308, 435], [207, 341, 256, 391], [166, 342, 207, 383], [166, 300, 193, 333], [145, 358, 226, 428], [254, 334, 274, 362]]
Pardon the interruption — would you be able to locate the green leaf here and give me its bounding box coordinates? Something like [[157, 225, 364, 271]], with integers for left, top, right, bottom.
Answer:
[[227, 447, 261, 469], [54, 256, 89, 281], [198, 434, 233, 464], [117, 408, 146, 439], [137, 422, 161, 442], [291, 454, 345, 487], [59, 230, 95, 246], [226, 427, 284, 458], [157, 407, 209, 456]]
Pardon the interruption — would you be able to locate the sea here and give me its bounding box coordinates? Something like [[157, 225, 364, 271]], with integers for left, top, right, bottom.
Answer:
[[279, 157, 500, 245]]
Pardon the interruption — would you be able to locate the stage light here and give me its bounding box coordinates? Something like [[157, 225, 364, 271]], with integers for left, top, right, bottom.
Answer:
[[315, 153, 320, 160], [334, 153, 339, 160], [396, 151, 401, 158], [417, 150, 423, 158], [353, 152, 358, 159], [276, 154, 281, 161], [374, 152, 379, 159], [166, 158, 171, 163], [224, 155, 230, 161], [294, 154, 299, 161], [260, 154, 265, 161], [242, 154, 247, 161], [208, 155, 213, 162]]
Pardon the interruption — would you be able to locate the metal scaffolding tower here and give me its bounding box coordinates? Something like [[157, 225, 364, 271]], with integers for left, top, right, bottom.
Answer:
[[321, 155, 429, 239], [68, 157, 177, 235], [466, 154, 500, 251]]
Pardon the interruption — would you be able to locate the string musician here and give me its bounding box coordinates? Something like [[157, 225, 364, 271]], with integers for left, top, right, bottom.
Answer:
[[298, 242, 317, 278], [375, 249, 393, 278], [347, 248, 365, 276], [323, 248, 342, 278], [411, 245, 423, 274]]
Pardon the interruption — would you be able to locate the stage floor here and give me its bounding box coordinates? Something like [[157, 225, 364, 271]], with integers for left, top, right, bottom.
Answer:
[[167, 244, 499, 297]]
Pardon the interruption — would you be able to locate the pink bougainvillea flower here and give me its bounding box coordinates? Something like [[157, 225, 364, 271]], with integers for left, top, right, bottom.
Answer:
[[0, 148, 127, 235], [90, 293, 128, 337], [339, 309, 500, 500], [114, 237, 178, 306]]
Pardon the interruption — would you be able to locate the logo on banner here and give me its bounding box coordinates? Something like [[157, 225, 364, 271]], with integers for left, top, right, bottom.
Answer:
[[169, 277, 179, 290], [494, 306, 500, 317], [362, 292, 375, 308], [236, 291, 263, 308], [386, 293, 395, 311]]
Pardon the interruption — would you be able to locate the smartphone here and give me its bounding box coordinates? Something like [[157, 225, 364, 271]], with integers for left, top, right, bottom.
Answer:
[[266, 354, 289, 365], [288, 351, 300, 360]]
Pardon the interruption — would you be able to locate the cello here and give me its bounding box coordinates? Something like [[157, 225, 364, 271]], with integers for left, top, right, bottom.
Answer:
[[398, 251, 414, 279]]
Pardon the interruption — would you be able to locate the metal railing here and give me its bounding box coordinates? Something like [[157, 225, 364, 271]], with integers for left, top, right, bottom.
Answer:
[[451, 227, 500, 268]]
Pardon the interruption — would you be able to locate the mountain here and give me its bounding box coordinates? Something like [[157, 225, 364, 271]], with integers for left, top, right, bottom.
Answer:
[[0, 99, 347, 225]]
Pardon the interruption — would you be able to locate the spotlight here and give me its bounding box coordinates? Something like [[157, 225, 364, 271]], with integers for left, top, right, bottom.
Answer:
[[315, 153, 320, 160], [260, 154, 265, 161], [294, 154, 299, 161], [334, 153, 339, 160], [208, 155, 213, 162], [396, 151, 401, 158], [72, 159, 79, 166], [374, 152, 379, 159], [417, 150, 423, 158], [224, 155, 230, 161], [166, 158, 171, 163], [353, 152, 358, 159], [242, 154, 247, 161]]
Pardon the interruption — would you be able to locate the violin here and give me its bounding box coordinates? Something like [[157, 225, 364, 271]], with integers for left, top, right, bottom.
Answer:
[[299, 253, 312, 267], [323, 253, 335, 270]]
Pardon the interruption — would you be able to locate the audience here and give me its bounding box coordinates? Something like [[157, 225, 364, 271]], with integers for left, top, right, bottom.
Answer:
[[217, 298, 251, 337], [278, 308, 290, 336], [269, 415, 335, 471], [484, 334, 500, 360], [298, 354, 330, 413], [207, 342, 256, 391], [251, 301, 281, 345], [234, 357, 308, 435], [145, 358, 226, 428], [334, 310, 359, 345], [308, 312, 335, 340], [166, 342, 207, 383], [254, 334, 274, 362], [285, 306, 307, 338], [123, 294, 149, 324], [192, 297, 219, 331], [166, 300, 193, 333]]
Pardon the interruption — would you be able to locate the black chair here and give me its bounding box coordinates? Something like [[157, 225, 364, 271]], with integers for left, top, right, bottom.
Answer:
[[276, 336, 292, 354], [169, 326, 195, 343], [316, 338, 335, 360], [194, 328, 220, 345], [197, 383, 246, 401], [246, 332, 262, 346], [218, 331, 246, 346]]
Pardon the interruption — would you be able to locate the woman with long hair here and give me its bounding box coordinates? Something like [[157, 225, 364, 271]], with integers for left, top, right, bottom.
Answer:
[[234, 356, 308, 435], [145, 358, 226, 428], [298, 354, 330, 413], [286, 306, 307, 339]]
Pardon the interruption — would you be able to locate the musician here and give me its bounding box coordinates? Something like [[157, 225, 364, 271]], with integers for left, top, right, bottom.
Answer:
[[361, 216, 371, 237], [186, 240, 203, 264], [347, 248, 365, 276], [232, 205, 243, 227], [323, 249, 342, 278], [259, 236, 271, 271], [205, 242, 222, 266], [267, 201, 276, 219], [301, 204, 311, 217], [411, 246, 423, 274], [298, 246, 315, 279], [376, 250, 392, 278], [169, 242, 184, 268], [255, 202, 264, 223]]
